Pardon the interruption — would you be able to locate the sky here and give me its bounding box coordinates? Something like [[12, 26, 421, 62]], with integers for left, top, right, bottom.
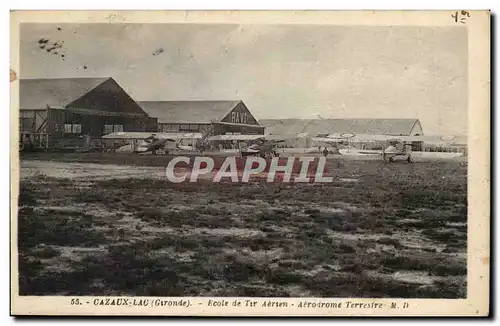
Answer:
[[19, 23, 468, 135]]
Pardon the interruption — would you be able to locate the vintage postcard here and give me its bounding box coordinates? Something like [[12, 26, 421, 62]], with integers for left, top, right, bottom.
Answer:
[[10, 10, 490, 316]]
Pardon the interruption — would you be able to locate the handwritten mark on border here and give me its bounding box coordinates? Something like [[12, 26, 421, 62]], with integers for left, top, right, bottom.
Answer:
[[451, 10, 470, 24]]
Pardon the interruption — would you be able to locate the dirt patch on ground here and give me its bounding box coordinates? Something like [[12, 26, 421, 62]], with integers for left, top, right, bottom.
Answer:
[[17, 157, 467, 297]]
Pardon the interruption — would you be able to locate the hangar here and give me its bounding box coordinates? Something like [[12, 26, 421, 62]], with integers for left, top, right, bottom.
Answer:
[[19, 77, 157, 149], [259, 118, 423, 136], [138, 100, 264, 147], [258, 118, 424, 149]]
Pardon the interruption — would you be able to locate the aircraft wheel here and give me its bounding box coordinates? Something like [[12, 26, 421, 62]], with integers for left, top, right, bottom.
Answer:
[[389, 157, 394, 163], [407, 156, 412, 163]]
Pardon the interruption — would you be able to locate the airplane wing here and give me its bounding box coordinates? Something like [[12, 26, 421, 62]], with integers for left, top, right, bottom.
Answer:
[[102, 132, 203, 140], [349, 134, 399, 142], [311, 132, 357, 142], [264, 133, 308, 141], [102, 132, 155, 139], [400, 135, 467, 146], [359, 134, 467, 145], [163, 132, 203, 140], [311, 137, 346, 143], [207, 134, 264, 141], [207, 133, 309, 142], [348, 134, 467, 146], [311, 134, 388, 143]]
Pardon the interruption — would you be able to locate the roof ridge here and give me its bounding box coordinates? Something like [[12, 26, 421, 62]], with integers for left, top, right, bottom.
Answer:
[[259, 118, 418, 120], [137, 100, 241, 103], [20, 76, 111, 81]]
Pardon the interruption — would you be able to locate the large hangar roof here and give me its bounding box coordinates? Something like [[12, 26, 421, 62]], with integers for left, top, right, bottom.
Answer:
[[20, 77, 148, 117], [259, 118, 423, 136], [20, 77, 111, 110], [138, 101, 242, 124]]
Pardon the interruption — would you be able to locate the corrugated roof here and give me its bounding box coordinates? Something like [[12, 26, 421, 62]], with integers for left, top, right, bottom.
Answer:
[[20, 77, 111, 110], [260, 119, 314, 135], [259, 118, 420, 136], [138, 101, 241, 124]]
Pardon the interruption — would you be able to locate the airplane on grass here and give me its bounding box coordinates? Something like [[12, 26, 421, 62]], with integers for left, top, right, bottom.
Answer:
[[206, 134, 293, 158], [240, 138, 285, 158], [312, 133, 413, 162], [101, 131, 465, 162], [103, 132, 323, 179], [101, 132, 288, 156], [311, 133, 466, 163], [101, 132, 202, 154]]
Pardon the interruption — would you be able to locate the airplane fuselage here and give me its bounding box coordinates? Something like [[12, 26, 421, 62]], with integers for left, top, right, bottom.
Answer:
[[135, 138, 169, 154]]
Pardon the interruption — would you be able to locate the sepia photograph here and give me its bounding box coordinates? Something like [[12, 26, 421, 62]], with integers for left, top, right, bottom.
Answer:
[[10, 10, 490, 316]]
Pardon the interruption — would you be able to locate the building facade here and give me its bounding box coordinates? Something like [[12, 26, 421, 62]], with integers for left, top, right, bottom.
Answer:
[[19, 77, 157, 149], [139, 100, 264, 145]]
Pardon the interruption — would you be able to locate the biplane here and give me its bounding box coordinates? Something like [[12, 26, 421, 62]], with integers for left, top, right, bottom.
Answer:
[[311, 133, 466, 163], [101, 132, 202, 154], [240, 137, 283, 158], [206, 133, 305, 158], [101, 132, 296, 156]]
